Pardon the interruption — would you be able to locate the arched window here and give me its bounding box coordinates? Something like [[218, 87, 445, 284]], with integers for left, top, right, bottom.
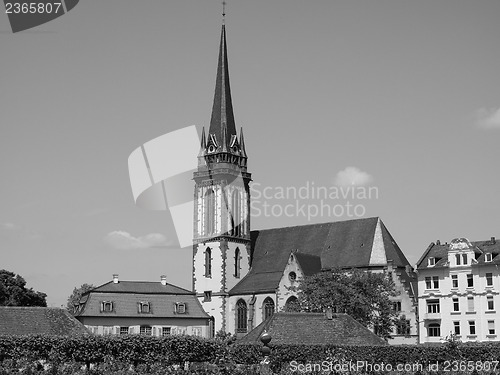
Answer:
[[234, 247, 241, 278], [284, 296, 300, 312], [205, 247, 212, 278], [263, 297, 275, 321], [205, 189, 215, 236], [231, 190, 240, 236], [236, 299, 248, 333]]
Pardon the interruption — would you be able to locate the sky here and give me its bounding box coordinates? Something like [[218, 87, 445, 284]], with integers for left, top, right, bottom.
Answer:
[[1, 0, 500, 308]]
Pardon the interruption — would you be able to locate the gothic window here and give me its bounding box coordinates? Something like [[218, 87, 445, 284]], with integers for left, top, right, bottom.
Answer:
[[205, 247, 212, 278], [236, 299, 248, 333], [263, 297, 275, 321], [284, 296, 300, 312], [205, 189, 215, 236], [231, 190, 240, 236], [234, 247, 241, 278]]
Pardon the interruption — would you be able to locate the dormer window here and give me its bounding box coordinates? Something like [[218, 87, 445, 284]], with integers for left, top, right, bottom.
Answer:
[[486, 253, 493, 262], [428, 257, 435, 266], [101, 301, 113, 313], [175, 302, 186, 314], [139, 302, 151, 313]]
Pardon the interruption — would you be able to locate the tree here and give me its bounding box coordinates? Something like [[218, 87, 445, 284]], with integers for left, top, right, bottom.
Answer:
[[67, 283, 94, 314], [296, 268, 399, 339], [0, 269, 47, 307]]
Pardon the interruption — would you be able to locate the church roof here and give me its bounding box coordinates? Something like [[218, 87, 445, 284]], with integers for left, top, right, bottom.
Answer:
[[238, 312, 387, 346], [0, 306, 89, 336], [208, 25, 237, 151], [230, 217, 411, 295], [90, 280, 192, 295]]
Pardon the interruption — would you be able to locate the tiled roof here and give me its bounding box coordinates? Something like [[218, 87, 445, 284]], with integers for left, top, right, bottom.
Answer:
[[416, 238, 500, 270], [238, 312, 387, 346], [90, 281, 192, 295], [230, 217, 411, 295], [76, 292, 209, 319], [294, 253, 322, 276], [0, 307, 89, 336]]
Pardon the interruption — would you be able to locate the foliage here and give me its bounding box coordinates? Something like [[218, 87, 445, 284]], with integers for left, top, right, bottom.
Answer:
[[295, 268, 399, 338], [66, 284, 94, 314], [0, 269, 47, 307]]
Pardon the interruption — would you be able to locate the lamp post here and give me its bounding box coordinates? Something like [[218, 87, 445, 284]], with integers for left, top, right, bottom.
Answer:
[[259, 331, 272, 374]]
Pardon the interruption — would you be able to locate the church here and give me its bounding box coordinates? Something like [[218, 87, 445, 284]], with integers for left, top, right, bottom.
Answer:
[[192, 23, 418, 344]]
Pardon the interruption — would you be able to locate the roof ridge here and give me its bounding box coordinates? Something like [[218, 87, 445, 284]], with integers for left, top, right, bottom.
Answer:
[[251, 217, 380, 234]]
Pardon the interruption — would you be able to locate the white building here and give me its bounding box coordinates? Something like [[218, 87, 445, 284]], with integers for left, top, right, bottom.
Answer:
[[416, 237, 500, 344]]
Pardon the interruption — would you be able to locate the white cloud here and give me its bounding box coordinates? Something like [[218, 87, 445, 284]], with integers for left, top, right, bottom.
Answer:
[[475, 107, 500, 129], [335, 167, 374, 186], [1, 222, 20, 231], [104, 231, 174, 250]]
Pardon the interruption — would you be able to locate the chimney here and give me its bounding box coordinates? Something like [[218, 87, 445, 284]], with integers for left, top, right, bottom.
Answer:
[[325, 307, 333, 320], [492, 237, 496, 244], [436, 240, 441, 245], [113, 274, 119, 284], [160, 275, 167, 286]]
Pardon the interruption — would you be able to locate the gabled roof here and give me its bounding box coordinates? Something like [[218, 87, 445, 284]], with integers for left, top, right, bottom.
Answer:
[[238, 312, 387, 346], [417, 237, 500, 270], [294, 253, 322, 276], [0, 307, 89, 336], [90, 281, 192, 295], [230, 217, 411, 295]]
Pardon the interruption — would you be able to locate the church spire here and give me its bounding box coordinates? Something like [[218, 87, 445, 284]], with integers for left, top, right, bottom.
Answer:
[[208, 24, 237, 152]]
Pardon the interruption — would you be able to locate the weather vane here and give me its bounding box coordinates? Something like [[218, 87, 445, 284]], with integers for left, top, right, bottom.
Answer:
[[222, 1, 226, 24]]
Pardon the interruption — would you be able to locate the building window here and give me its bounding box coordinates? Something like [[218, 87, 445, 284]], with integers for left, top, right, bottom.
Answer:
[[396, 316, 411, 335], [162, 327, 171, 336], [452, 275, 458, 288], [120, 326, 129, 335], [488, 296, 494, 310], [428, 323, 440, 337], [428, 257, 435, 266], [467, 296, 474, 312], [284, 296, 300, 312], [100, 301, 113, 313], [263, 297, 275, 321], [453, 297, 460, 312], [392, 301, 402, 312], [175, 303, 186, 314], [204, 291, 212, 302], [236, 299, 248, 333], [455, 254, 461, 266], [485, 253, 493, 262], [234, 247, 241, 278], [231, 190, 241, 237], [425, 276, 439, 289], [205, 247, 212, 278], [140, 326, 152, 335], [205, 189, 215, 236], [469, 321, 476, 335], [486, 273, 493, 287], [138, 302, 150, 313], [102, 326, 113, 335], [289, 272, 297, 282], [427, 299, 440, 314], [488, 320, 495, 335], [462, 254, 468, 265], [467, 274, 474, 288], [453, 321, 460, 335]]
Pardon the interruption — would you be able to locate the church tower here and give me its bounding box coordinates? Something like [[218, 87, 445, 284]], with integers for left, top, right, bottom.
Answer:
[[192, 23, 252, 334]]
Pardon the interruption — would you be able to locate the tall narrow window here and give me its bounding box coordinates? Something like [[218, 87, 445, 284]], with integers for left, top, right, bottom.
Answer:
[[231, 190, 240, 236], [234, 247, 241, 278], [452, 275, 458, 288], [453, 321, 460, 335], [462, 254, 468, 265], [236, 299, 248, 333], [453, 298, 460, 312], [263, 297, 275, 321], [487, 296, 494, 310], [205, 248, 212, 278], [469, 321, 476, 335], [486, 273, 493, 287], [467, 274, 474, 287], [456, 254, 461, 266], [467, 296, 474, 312], [488, 320, 495, 335], [205, 189, 215, 236]]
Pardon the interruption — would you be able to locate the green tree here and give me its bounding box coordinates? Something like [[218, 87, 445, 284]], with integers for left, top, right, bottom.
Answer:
[[0, 269, 47, 306], [67, 283, 94, 314], [296, 268, 399, 339]]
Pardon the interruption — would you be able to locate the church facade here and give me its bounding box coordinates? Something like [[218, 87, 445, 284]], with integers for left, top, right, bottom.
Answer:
[[192, 24, 418, 344]]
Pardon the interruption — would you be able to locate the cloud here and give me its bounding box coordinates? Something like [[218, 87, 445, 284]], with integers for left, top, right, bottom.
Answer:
[[104, 231, 175, 250], [1, 222, 21, 231], [335, 167, 374, 186], [475, 107, 500, 129]]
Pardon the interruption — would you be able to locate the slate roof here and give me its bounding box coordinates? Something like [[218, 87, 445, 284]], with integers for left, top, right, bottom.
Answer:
[[0, 306, 89, 336], [416, 237, 500, 270], [75, 280, 208, 319], [238, 312, 387, 346], [294, 253, 322, 276], [230, 217, 411, 295]]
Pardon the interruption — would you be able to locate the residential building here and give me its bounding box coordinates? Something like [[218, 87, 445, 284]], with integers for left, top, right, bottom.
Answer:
[[416, 237, 500, 343]]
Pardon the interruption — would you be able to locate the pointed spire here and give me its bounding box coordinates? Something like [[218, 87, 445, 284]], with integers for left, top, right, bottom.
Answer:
[[239, 127, 247, 158], [198, 127, 206, 157], [208, 24, 237, 152]]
